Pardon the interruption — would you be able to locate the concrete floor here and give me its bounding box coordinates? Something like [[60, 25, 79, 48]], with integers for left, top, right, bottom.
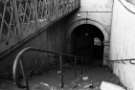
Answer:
[[0, 65, 120, 90]]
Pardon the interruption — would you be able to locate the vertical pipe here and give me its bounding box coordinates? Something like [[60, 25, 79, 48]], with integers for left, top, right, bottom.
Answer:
[[59, 55, 64, 88]]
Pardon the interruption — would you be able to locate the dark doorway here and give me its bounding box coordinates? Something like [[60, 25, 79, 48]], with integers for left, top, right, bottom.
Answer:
[[71, 24, 104, 66]]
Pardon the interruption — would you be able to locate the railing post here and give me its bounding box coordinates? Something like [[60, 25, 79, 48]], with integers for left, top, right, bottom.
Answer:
[[80, 56, 84, 76], [19, 59, 29, 90], [74, 56, 77, 77], [59, 55, 64, 88]]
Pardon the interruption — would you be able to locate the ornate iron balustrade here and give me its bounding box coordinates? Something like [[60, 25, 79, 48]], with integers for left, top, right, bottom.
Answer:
[[0, 0, 80, 52], [0, 0, 15, 41]]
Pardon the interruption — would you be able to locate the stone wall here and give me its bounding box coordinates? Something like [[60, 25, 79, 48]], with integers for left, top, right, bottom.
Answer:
[[0, 15, 71, 78], [66, 0, 113, 65], [0, 0, 114, 78]]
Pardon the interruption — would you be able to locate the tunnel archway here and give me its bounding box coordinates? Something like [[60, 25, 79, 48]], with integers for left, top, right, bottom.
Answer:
[[71, 24, 104, 66]]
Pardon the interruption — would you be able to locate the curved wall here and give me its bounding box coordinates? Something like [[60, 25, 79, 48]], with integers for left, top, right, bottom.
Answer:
[[111, 0, 135, 89]]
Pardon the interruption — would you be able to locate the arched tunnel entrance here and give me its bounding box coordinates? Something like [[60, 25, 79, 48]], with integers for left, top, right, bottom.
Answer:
[[71, 24, 104, 66]]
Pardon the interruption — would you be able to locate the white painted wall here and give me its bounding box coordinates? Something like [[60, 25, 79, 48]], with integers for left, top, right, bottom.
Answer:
[[80, 0, 113, 11], [110, 0, 135, 89]]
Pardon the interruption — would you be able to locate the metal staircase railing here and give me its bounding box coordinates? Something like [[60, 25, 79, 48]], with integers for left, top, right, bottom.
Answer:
[[0, 0, 80, 39], [0, 0, 80, 53], [12, 47, 82, 90]]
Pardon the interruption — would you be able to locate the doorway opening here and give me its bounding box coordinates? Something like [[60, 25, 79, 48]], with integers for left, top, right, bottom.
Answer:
[[71, 24, 104, 66]]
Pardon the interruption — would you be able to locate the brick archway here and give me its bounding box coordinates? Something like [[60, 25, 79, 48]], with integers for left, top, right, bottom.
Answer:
[[67, 18, 109, 41], [66, 19, 109, 65]]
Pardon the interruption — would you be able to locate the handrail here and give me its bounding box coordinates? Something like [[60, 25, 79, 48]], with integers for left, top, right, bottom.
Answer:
[[13, 47, 81, 90], [109, 58, 135, 64]]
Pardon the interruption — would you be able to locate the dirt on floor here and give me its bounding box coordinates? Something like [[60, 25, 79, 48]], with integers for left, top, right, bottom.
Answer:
[[0, 65, 122, 90]]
